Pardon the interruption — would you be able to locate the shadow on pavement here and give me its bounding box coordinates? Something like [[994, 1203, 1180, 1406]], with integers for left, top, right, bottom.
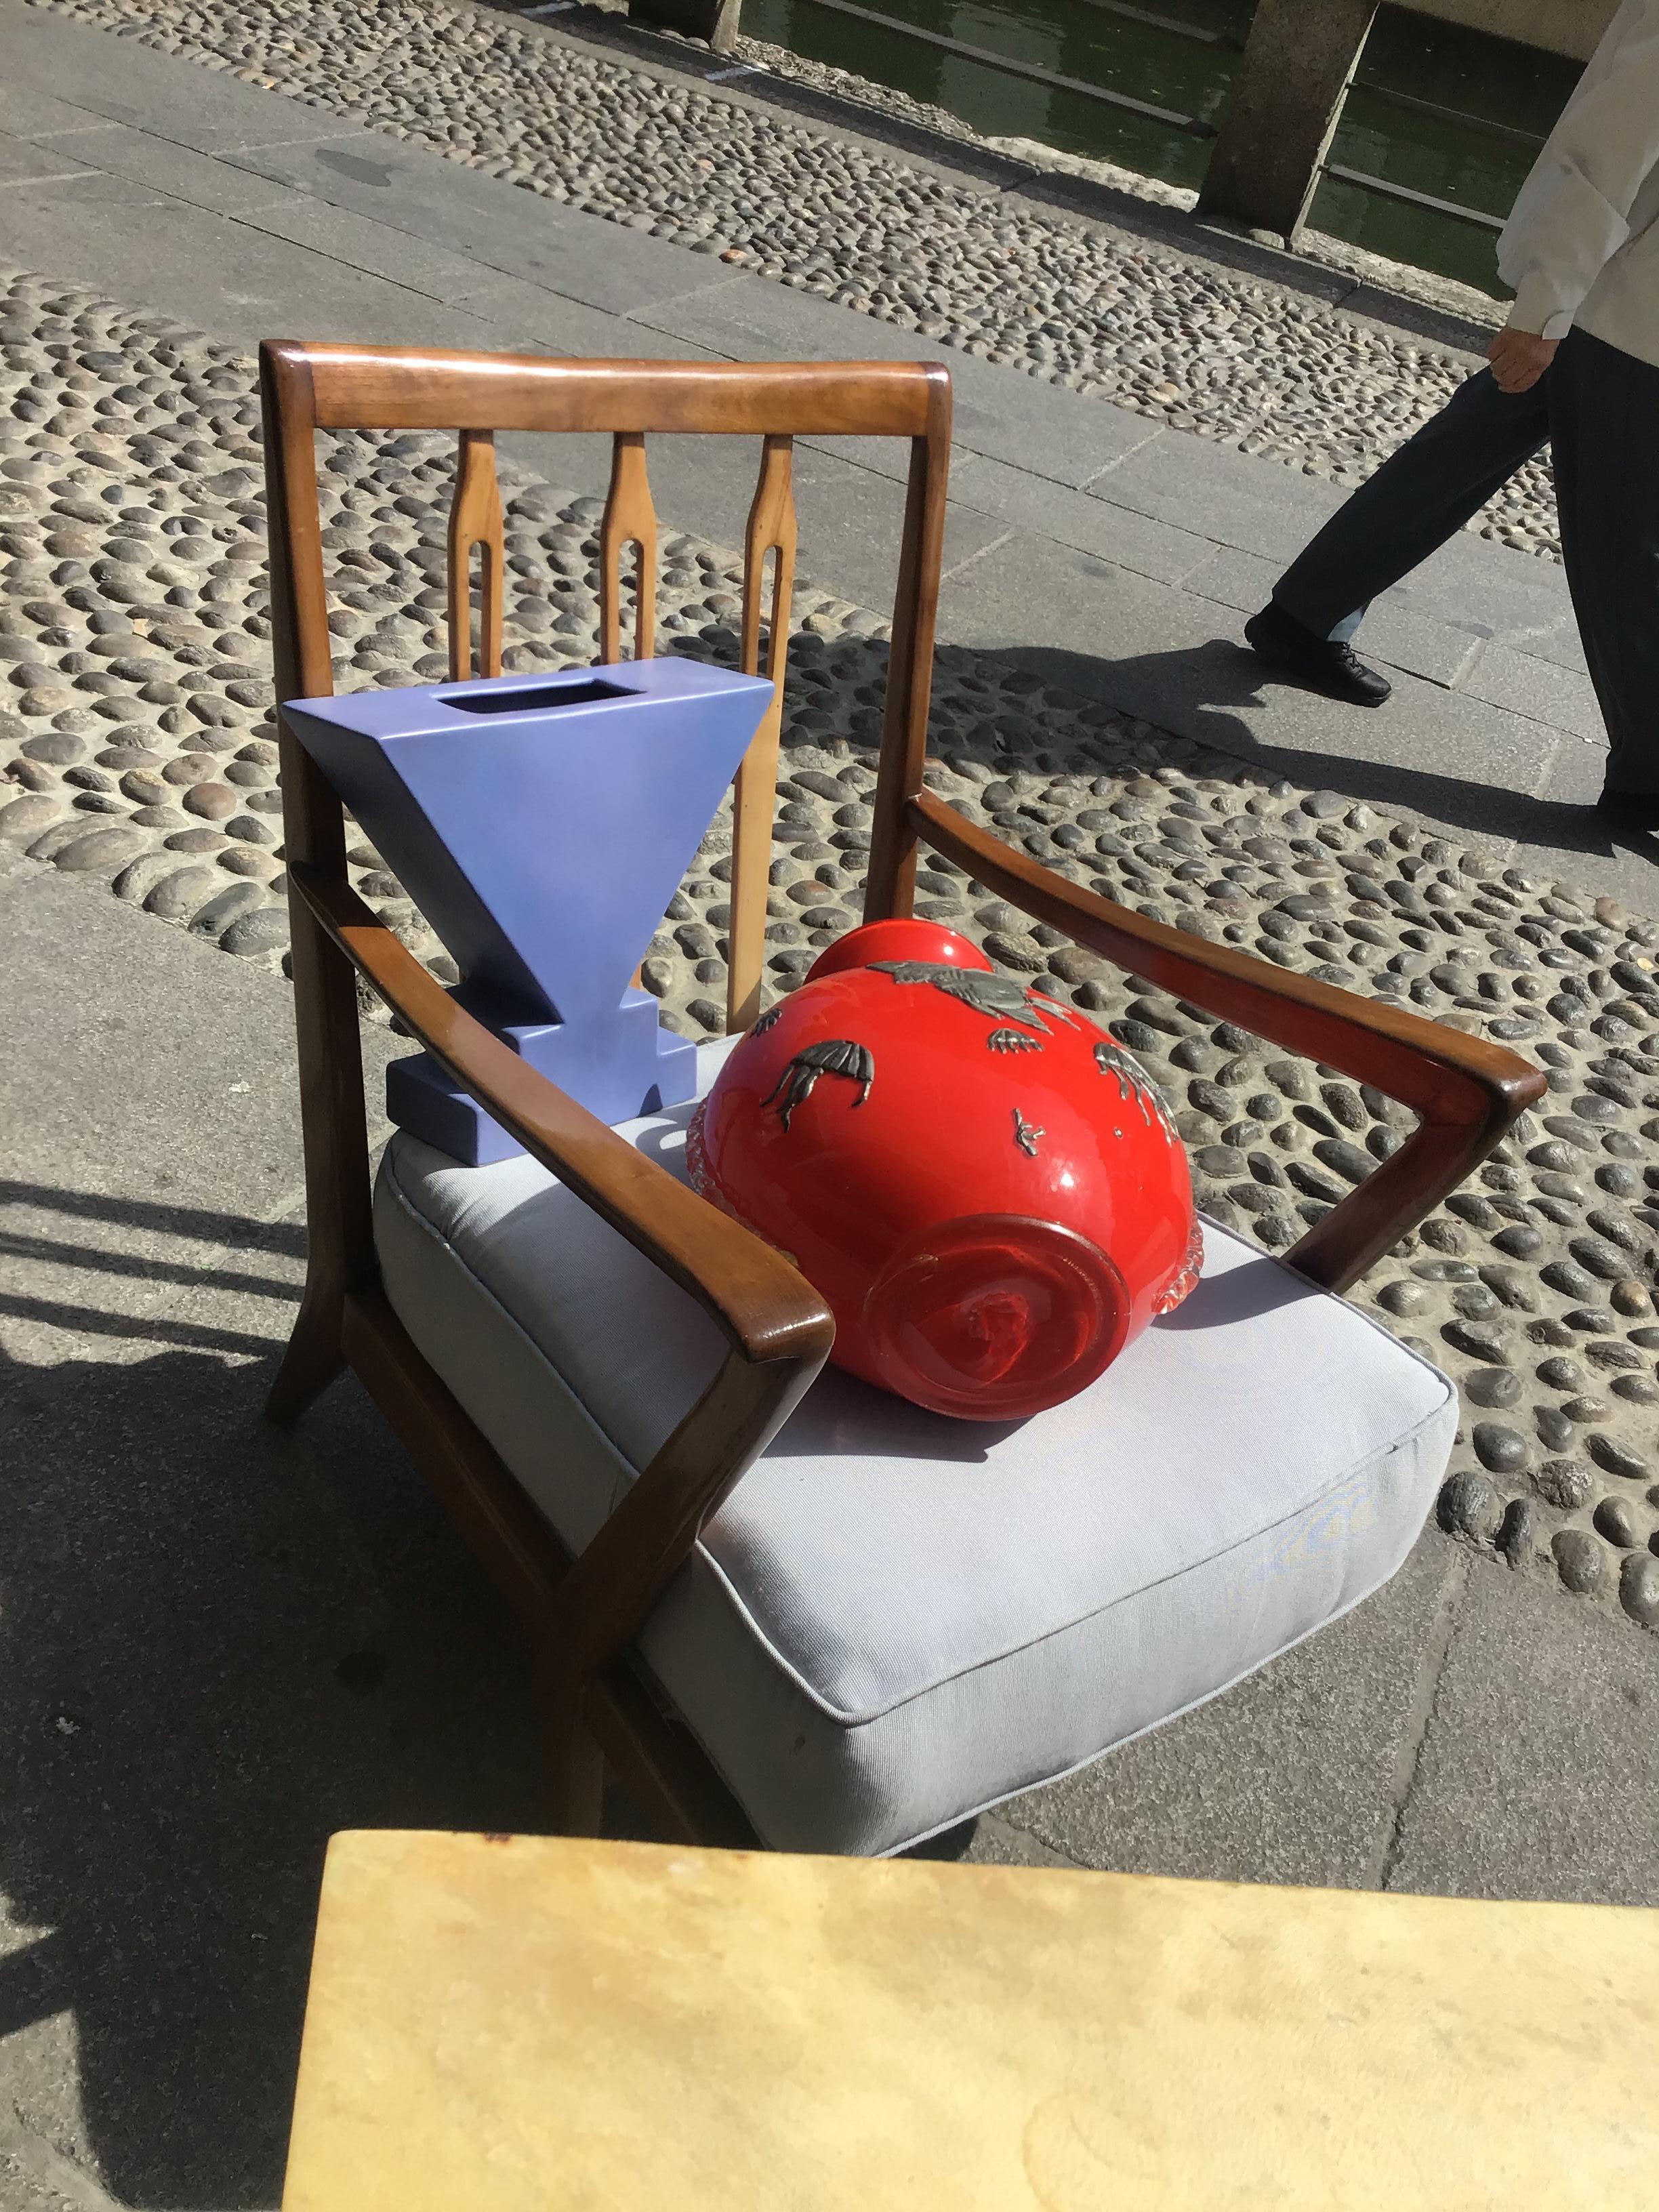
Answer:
[[0, 1300, 551, 2206], [998, 638, 1659, 878]]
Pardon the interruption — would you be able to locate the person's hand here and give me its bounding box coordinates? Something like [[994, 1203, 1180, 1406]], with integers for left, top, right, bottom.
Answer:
[[1488, 327, 1558, 393]]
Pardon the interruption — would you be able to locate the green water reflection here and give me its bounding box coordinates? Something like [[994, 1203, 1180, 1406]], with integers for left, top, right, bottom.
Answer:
[[743, 0, 1585, 298], [745, 0, 1246, 190]]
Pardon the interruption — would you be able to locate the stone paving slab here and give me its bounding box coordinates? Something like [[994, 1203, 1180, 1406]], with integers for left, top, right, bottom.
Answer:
[[1461, 642, 1608, 750], [921, 361, 1167, 495], [0, 850, 533, 2207], [1349, 604, 1488, 693], [632, 268, 1173, 490], [1181, 537, 1507, 683], [0, 173, 534, 358], [0, 1309, 550, 2209], [1407, 528, 1582, 659], [1172, 539, 1292, 621], [1526, 742, 1659, 903], [227, 129, 748, 323], [934, 534, 1568, 823], [0, 128, 103, 189], [0, 859, 401, 1404], [237, 190, 585, 323], [1387, 1552, 1659, 1908], [1085, 430, 1352, 568], [950, 453, 1212, 590], [2, 3, 351, 159], [1489, 611, 1594, 678], [0, 78, 117, 142], [28, 117, 300, 216], [981, 1530, 1467, 1893], [777, 446, 1012, 605]]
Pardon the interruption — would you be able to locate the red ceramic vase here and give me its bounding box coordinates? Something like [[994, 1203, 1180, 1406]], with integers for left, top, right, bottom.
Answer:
[[687, 921, 1202, 1420]]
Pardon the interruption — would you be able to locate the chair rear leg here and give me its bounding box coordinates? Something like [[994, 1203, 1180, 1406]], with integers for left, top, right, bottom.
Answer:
[[266, 1277, 346, 1424]]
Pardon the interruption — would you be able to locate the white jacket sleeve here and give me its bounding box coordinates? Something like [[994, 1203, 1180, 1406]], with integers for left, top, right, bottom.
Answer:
[[1497, 1, 1659, 339]]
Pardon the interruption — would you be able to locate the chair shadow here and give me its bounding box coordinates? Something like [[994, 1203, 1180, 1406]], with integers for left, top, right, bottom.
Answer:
[[0, 1177, 1004, 2203], [0, 1191, 560, 2209]]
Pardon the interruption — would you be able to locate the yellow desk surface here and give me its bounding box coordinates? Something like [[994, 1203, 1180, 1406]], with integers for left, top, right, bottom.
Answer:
[[281, 1830, 1658, 2211]]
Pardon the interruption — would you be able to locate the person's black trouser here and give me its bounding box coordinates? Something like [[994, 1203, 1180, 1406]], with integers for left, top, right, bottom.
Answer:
[[1271, 327, 1659, 798]]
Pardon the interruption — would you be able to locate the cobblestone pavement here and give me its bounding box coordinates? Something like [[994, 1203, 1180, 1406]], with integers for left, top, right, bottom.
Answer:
[[3, 264, 1658, 1631], [29, 0, 1562, 562]]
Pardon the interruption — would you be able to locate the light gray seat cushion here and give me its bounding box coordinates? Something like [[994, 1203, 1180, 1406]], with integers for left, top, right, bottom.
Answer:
[[374, 1038, 1456, 1856]]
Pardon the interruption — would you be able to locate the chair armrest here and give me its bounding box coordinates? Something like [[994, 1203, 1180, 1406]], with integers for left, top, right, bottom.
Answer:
[[293, 865, 832, 1709], [909, 790, 1549, 1293], [289, 865, 836, 1370]]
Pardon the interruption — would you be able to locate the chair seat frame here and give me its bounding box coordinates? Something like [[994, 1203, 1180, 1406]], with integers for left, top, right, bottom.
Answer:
[[260, 340, 1545, 1849]]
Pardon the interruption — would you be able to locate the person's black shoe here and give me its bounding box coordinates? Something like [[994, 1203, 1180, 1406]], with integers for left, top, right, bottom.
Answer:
[[1244, 601, 1393, 708], [1595, 787, 1659, 833]]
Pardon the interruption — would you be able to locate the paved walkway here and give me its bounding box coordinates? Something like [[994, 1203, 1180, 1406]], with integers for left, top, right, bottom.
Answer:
[[2, 8, 1658, 2207], [1, 0, 1648, 914], [6, 834, 1658, 2211]]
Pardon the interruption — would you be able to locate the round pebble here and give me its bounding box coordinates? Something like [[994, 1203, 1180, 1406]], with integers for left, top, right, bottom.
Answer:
[[1593, 1495, 1641, 1549], [1535, 1459, 1594, 1511], [52, 822, 148, 872], [1588, 1435, 1652, 1481], [144, 865, 221, 920], [1471, 1422, 1529, 1475], [1464, 1368, 1520, 1410], [220, 905, 289, 957], [188, 880, 267, 935], [1496, 1495, 1536, 1566], [1551, 1529, 1604, 1595], [1438, 1471, 1501, 1546], [1619, 1551, 1659, 1629]]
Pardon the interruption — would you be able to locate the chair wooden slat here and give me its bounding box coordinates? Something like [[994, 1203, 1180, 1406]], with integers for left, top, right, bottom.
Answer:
[[598, 432, 657, 664], [726, 434, 798, 1033], [446, 428, 504, 682]]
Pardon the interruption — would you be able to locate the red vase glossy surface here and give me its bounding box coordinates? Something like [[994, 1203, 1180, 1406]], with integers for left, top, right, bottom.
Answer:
[[688, 921, 1201, 1420]]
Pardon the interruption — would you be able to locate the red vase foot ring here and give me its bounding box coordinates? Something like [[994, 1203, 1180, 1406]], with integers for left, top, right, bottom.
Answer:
[[863, 1214, 1130, 1421]]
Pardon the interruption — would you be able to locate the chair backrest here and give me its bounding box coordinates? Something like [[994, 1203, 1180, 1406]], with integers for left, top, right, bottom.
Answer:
[[260, 344, 952, 1034]]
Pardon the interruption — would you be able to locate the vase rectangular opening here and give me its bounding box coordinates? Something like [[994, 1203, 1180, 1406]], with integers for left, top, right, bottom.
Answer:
[[440, 676, 633, 715]]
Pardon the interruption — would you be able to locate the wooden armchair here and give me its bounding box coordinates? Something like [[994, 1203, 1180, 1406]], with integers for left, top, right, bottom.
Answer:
[[262, 341, 1544, 1857]]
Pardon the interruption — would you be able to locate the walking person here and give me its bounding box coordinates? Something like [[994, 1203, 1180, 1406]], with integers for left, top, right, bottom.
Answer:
[[1245, 0, 1659, 830]]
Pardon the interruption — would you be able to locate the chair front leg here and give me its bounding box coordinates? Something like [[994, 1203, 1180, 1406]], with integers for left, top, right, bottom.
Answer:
[[533, 1349, 825, 1838], [537, 1643, 609, 1837], [265, 867, 376, 1424]]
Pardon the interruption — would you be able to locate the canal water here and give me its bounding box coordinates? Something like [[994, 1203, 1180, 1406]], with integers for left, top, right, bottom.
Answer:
[[741, 0, 1584, 298]]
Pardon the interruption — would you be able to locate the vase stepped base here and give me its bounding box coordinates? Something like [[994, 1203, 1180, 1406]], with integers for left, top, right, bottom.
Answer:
[[388, 988, 697, 1165]]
